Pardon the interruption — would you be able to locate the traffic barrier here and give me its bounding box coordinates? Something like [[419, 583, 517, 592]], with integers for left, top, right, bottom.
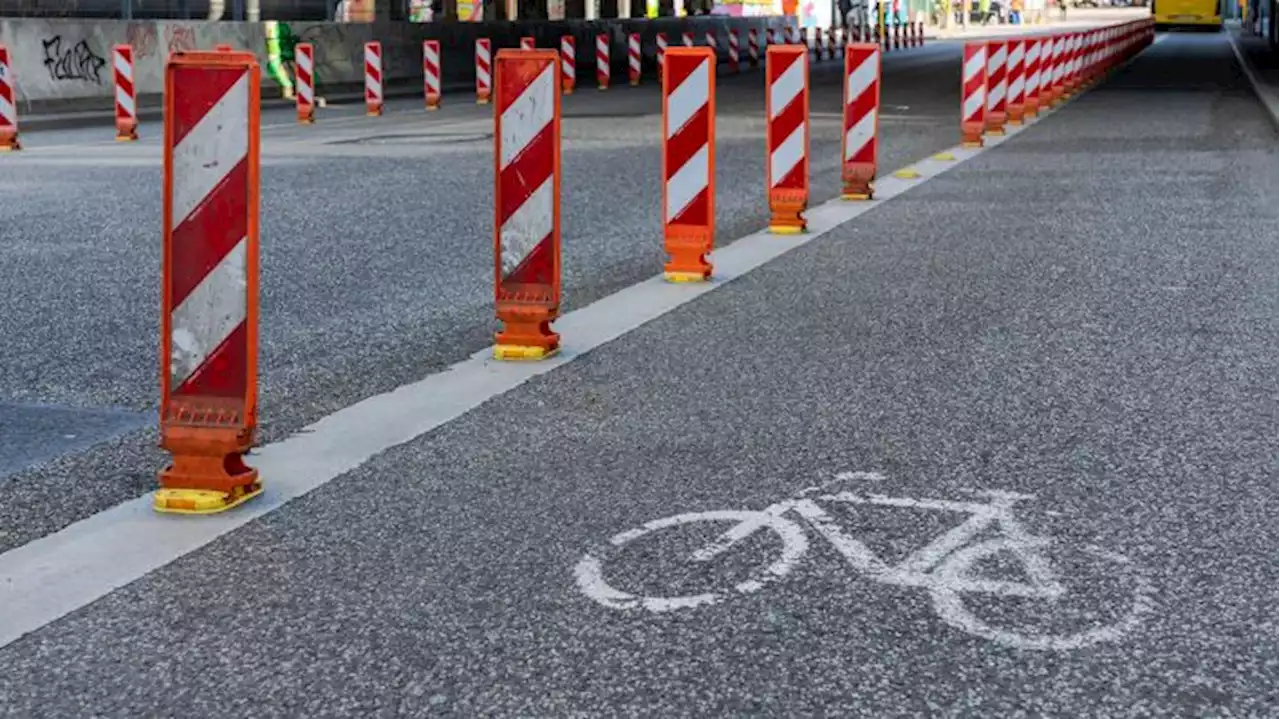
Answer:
[[1023, 36, 1042, 119], [596, 34, 610, 90], [773, 28, 786, 46], [0, 45, 16, 152], [749, 28, 760, 67], [683, 31, 694, 48], [789, 26, 802, 45], [365, 41, 383, 116], [728, 29, 740, 72], [112, 44, 138, 141], [766, 44, 809, 234], [294, 42, 315, 125], [961, 41, 986, 147], [477, 38, 493, 104], [424, 39, 442, 110], [705, 30, 717, 54], [158, 49, 262, 515], [1006, 38, 1025, 125], [561, 35, 576, 94], [661, 47, 715, 283], [984, 39, 1008, 135], [1063, 32, 1079, 96], [892, 23, 901, 51], [521, 36, 536, 50], [1048, 34, 1064, 106], [841, 43, 879, 200], [629, 33, 642, 85], [493, 48, 561, 361], [827, 27, 837, 59]]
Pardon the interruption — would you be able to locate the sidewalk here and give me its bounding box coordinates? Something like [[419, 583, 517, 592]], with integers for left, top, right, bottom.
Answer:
[[929, 6, 1151, 38]]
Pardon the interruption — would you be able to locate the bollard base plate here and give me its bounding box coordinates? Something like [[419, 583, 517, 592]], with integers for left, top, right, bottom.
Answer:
[[933, 152, 957, 161], [154, 482, 263, 515], [769, 224, 805, 235], [494, 344, 560, 361], [893, 169, 922, 179], [841, 192, 872, 201], [664, 271, 710, 283]]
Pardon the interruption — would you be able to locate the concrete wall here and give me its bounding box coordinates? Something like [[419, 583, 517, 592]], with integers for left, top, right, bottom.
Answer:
[[0, 16, 795, 115]]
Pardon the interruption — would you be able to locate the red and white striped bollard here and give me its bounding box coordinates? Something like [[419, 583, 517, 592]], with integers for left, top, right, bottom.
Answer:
[[112, 44, 138, 141], [628, 33, 642, 85], [0, 45, 17, 151], [748, 28, 760, 66], [476, 38, 492, 104], [1006, 38, 1025, 125], [662, 47, 715, 283], [766, 44, 809, 233], [842, 43, 879, 200], [294, 42, 315, 124], [423, 40, 441, 110], [984, 39, 1007, 135], [596, 34, 610, 90], [365, 41, 383, 116], [961, 41, 986, 147], [728, 29, 740, 72], [561, 35, 576, 94]]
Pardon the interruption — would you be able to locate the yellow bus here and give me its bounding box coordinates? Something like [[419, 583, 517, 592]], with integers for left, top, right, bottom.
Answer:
[[1153, 0, 1224, 28]]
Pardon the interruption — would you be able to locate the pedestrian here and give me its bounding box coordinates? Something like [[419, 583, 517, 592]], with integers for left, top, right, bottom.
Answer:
[[1010, 0, 1022, 23], [1058, 0, 1067, 21]]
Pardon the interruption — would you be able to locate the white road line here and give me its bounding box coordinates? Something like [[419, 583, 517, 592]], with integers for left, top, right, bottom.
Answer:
[[0, 85, 1077, 651]]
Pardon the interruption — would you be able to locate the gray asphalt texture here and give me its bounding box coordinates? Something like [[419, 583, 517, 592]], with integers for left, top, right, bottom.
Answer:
[[0, 42, 963, 553], [1, 31, 1276, 717]]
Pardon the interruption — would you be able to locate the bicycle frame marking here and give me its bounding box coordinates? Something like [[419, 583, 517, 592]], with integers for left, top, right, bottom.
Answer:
[[574, 485, 1156, 651]]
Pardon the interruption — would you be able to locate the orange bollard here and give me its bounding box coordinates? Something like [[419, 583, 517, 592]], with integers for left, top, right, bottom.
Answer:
[[1006, 39, 1026, 125], [112, 44, 139, 141], [158, 50, 262, 515], [766, 44, 809, 233], [984, 40, 1008, 135], [424, 39, 442, 110], [295, 42, 316, 124], [365, 41, 383, 116], [961, 42, 987, 147], [493, 49, 562, 360], [662, 48, 716, 283], [0, 45, 18, 152], [841, 43, 880, 200], [560, 35, 576, 95]]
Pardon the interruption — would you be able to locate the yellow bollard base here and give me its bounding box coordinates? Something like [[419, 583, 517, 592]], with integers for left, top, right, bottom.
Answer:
[[769, 225, 806, 235], [933, 152, 957, 161], [493, 344, 560, 361], [841, 192, 872, 201], [477, 98, 490, 105], [153, 483, 263, 515], [664, 271, 710, 284], [986, 128, 1006, 137], [893, 169, 922, 179], [114, 135, 138, 142]]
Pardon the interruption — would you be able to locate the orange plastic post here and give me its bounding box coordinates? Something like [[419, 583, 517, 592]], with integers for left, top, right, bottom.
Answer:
[[493, 49, 562, 360], [766, 45, 809, 233], [158, 51, 262, 514], [841, 43, 880, 200], [0, 45, 21, 152], [661, 48, 716, 283], [295, 42, 316, 124]]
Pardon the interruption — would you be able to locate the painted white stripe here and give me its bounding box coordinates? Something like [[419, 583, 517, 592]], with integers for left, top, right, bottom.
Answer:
[[769, 55, 805, 120], [666, 59, 709, 139], [846, 53, 877, 106], [630, 55, 641, 71], [988, 78, 1007, 109], [170, 72, 249, 232], [1008, 74, 1025, 101], [478, 44, 491, 62], [665, 143, 709, 222], [499, 176, 553, 276], [426, 71, 440, 93], [597, 37, 608, 53], [843, 109, 875, 161], [295, 49, 313, 75], [499, 64, 555, 169], [113, 52, 133, 83], [426, 45, 440, 64], [563, 56, 574, 78], [298, 81, 314, 104], [365, 46, 380, 68], [169, 236, 248, 389], [963, 49, 985, 81], [115, 86, 136, 116], [0, 52, 1085, 655], [770, 122, 804, 187], [477, 67, 491, 85]]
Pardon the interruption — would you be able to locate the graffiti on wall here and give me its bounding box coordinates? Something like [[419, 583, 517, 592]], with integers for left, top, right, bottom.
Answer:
[[165, 25, 198, 55], [126, 22, 159, 60], [41, 36, 107, 84]]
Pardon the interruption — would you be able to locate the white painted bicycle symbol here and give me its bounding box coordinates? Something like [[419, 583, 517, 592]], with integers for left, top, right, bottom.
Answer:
[[574, 481, 1156, 651]]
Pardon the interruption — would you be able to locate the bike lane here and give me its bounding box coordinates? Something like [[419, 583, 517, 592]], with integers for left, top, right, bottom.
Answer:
[[0, 34, 1276, 716]]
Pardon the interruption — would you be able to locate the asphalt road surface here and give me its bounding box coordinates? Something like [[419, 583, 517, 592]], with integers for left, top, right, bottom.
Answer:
[[1, 28, 1276, 717]]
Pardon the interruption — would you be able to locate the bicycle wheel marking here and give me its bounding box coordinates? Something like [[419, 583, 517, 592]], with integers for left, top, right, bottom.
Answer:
[[573, 478, 1155, 651], [573, 510, 809, 613]]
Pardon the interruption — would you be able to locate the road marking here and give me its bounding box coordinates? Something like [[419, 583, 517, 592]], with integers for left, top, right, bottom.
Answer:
[[1225, 25, 1278, 124], [0, 83, 1082, 650], [576, 483, 1157, 651]]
